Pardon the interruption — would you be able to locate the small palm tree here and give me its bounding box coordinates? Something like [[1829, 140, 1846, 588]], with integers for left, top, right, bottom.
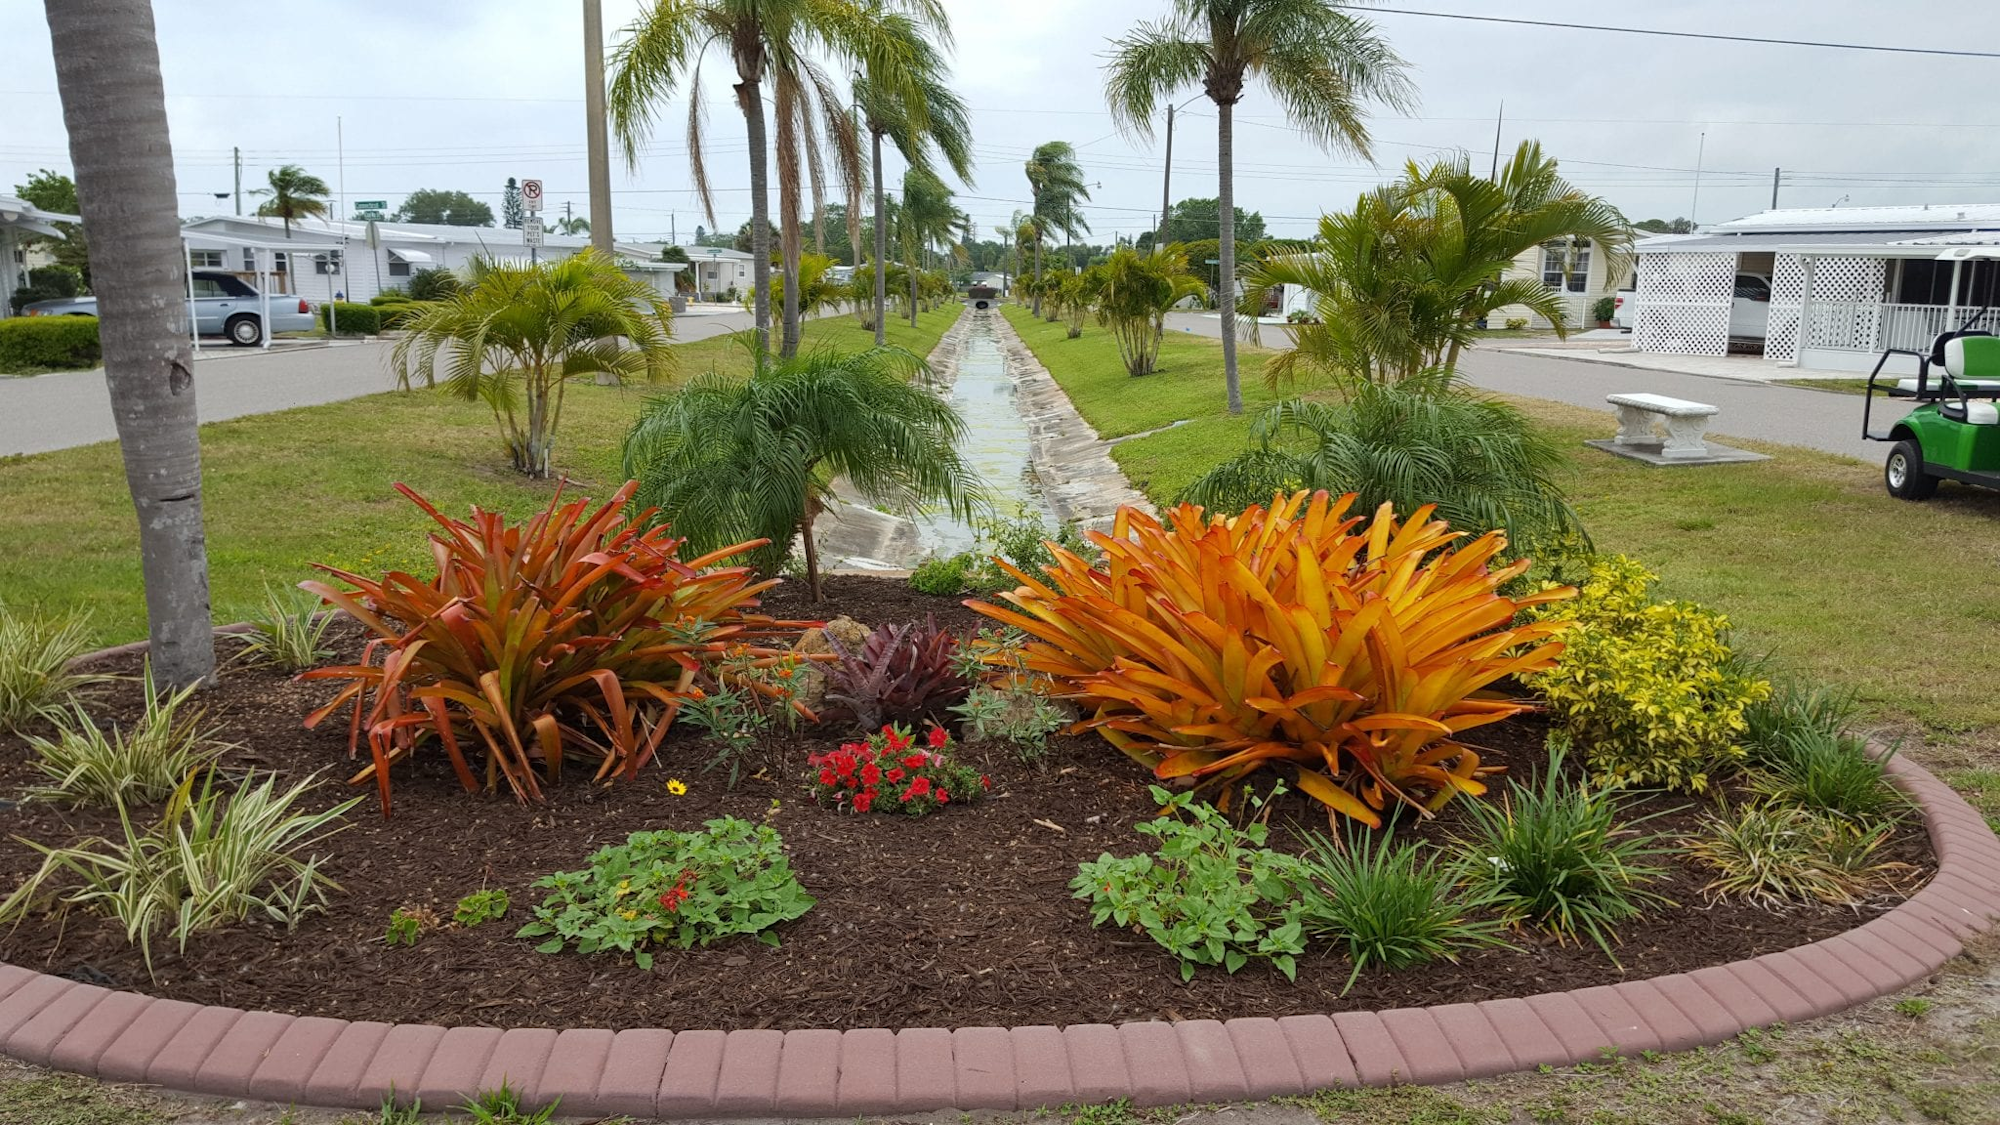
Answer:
[[623, 347, 984, 601], [393, 250, 674, 478], [1023, 142, 1090, 316], [856, 8, 974, 346], [1094, 246, 1207, 376], [252, 164, 330, 238], [1104, 0, 1414, 413], [1179, 373, 1586, 558]]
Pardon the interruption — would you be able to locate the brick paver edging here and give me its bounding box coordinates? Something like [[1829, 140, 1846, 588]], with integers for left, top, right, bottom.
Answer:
[[10, 650, 2000, 1115]]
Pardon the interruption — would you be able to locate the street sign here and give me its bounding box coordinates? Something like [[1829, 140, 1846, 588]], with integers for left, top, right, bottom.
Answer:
[[522, 216, 545, 247], [356, 210, 386, 222], [354, 200, 386, 212], [521, 179, 544, 212]]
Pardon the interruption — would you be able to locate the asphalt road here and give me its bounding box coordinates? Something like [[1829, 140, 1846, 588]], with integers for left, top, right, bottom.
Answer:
[[1160, 311, 1906, 464], [0, 309, 768, 458]]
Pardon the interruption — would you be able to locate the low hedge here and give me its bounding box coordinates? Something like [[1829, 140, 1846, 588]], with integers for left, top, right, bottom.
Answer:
[[320, 302, 384, 335], [0, 316, 102, 372]]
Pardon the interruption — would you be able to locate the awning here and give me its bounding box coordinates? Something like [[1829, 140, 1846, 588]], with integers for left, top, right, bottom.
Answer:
[[388, 248, 434, 264], [1637, 230, 2000, 258]]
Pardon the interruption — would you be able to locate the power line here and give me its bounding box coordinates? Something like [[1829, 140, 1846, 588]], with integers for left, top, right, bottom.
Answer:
[[1368, 7, 2000, 59]]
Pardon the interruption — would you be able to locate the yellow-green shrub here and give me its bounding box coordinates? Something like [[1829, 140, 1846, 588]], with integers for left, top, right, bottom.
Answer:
[[1528, 555, 1767, 792]]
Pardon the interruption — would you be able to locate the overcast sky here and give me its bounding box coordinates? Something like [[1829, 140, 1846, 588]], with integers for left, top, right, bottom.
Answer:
[[7, 1, 2000, 245]]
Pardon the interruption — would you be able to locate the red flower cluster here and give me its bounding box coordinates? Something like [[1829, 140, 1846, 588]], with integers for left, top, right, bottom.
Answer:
[[656, 868, 696, 913], [805, 723, 987, 818]]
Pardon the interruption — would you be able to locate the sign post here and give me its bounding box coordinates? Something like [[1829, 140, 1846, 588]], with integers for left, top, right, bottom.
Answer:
[[521, 179, 544, 263]]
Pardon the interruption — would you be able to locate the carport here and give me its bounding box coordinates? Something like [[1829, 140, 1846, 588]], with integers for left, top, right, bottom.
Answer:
[[0, 194, 83, 317], [181, 230, 344, 350]]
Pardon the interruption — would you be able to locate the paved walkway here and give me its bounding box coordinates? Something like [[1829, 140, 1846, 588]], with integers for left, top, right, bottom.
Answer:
[[1159, 311, 1905, 465], [0, 310, 768, 458]]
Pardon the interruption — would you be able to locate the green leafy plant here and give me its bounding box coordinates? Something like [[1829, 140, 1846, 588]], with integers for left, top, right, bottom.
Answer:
[[374, 1094, 423, 1125], [823, 618, 968, 731], [1505, 317, 1529, 331], [407, 266, 460, 302], [677, 683, 767, 788], [458, 1081, 557, 1124], [1092, 245, 1208, 376], [1684, 802, 1908, 908], [909, 553, 974, 596], [0, 770, 358, 972], [518, 819, 814, 969], [0, 605, 108, 731], [1072, 785, 1307, 982], [1527, 555, 1769, 792], [949, 626, 1068, 762], [807, 723, 989, 815], [385, 905, 435, 947], [1591, 296, 1618, 323], [1452, 751, 1670, 960], [1748, 726, 1902, 823], [236, 585, 336, 672], [1293, 832, 1510, 992], [1743, 679, 1859, 761], [0, 315, 100, 371], [455, 888, 510, 928], [24, 663, 227, 806]]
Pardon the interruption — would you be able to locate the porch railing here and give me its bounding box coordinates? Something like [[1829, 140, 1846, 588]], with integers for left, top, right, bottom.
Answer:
[[1798, 302, 2000, 354]]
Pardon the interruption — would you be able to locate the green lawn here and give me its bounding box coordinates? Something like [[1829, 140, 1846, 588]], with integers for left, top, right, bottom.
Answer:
[[1776, 377, 1875, 395], [1009, 308, 2000, 754], [0, 305, 961, 646]]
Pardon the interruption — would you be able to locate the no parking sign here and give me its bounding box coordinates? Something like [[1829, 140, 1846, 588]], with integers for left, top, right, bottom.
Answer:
[[522, 178, 544, 212]]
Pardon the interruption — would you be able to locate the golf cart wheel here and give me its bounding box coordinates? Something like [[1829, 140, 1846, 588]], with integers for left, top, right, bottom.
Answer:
[[1885, 439, 1938, 501], [226, 315, 262, 346]]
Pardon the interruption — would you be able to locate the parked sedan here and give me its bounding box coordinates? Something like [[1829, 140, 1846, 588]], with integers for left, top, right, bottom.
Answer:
[[22, 270, 317, 346]]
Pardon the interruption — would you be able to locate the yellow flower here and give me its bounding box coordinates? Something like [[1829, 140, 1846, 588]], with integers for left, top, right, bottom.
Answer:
[[620, 909, 638, 921], [615, 880, 631, 898], [667, 778, 688, 796]]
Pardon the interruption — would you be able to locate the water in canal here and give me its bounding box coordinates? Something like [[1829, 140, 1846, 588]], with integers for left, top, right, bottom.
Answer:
[[913, 311, 1058, 558]]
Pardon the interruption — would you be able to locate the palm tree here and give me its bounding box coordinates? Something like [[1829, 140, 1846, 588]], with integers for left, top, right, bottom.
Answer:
[[1104, 0, 1414, 414], [1093, 245, 1208, 376], [43, 0, 215, 688], [1023, 142, 1090, 317], [393, 251, 675, 478], [855, 9, 974, 346], [623, 347, 984, 601], [769, 52, 866, 357], [898, 168, 969, 328], [1179, 373, 1587, 559], [252, 164, 330, 238], [1246, 142, 1633, 386], [607, 0, 945, 359]]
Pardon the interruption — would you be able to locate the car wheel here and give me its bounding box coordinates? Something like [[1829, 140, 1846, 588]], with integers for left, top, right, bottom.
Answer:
[[226, 315, 262, 346], [1885, 439, 1938, 501]]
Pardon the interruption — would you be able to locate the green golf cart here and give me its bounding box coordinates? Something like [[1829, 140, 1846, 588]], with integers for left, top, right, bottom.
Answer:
[[1863, 279, 2000, 500]]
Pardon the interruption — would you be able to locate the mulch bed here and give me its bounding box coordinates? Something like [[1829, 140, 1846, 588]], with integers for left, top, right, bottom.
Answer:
[[0, 578, 1933, 1032]]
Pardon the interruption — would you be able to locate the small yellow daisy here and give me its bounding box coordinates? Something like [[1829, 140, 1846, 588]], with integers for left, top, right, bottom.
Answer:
[[667, 778, 688, 796], [620, 909, 638, 921]]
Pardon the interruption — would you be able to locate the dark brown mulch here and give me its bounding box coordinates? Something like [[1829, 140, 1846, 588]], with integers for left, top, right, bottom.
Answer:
[[0, 578, 1933, 1032]]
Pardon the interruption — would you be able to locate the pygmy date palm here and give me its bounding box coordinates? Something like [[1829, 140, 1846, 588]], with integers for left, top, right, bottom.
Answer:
[[1104, 0, 1414, 413]]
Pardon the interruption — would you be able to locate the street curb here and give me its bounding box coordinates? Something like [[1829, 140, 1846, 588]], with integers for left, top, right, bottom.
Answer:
[[7, 656, 1996, 1116]]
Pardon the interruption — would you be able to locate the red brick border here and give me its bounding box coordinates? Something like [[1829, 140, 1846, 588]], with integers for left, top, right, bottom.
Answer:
[[14, 647, 1999, 1115]]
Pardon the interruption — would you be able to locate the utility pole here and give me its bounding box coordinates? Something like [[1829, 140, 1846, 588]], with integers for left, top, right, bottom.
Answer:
[[1490, 100, 1504, 180], [233, 146, 242, 215], [1156, 102, 1174, 249], [583, 0, 615, 256], [1771, 167, 1782, 210], [1690, 131, 1706, 225]]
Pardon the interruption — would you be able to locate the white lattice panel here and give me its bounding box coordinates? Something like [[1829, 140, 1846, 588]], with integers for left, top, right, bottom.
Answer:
[[1632, 252, 1733, 355], [1766, 253, 1804, 362]]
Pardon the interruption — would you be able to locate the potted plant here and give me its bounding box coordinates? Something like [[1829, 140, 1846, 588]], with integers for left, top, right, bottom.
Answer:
[[1592, 296, 1618, 329]]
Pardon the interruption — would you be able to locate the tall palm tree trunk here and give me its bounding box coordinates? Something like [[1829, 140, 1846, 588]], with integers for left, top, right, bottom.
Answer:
[[1217, 101, 1242, 415], [736, 75, 773, 356], [779, 170, 803, 358], [909, 250, 919, 328], [871, 131, 887, 346], [1032, 222, 1044, 316], [45, 0, 215, 688]]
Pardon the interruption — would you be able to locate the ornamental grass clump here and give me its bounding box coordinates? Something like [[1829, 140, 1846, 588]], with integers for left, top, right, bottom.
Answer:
[[1685, 802, 1908, 909], [806, 723, 989, 815], [970, 490, 1575, 828], [1292, 832, 1510, 992], [518, 819, 814, 969], [236, 585, 336, 672], [1527, 554, 1768, 793], [0, 606, 109, 731], [302, 481, 801, 814], [25, 663, 228, 806]]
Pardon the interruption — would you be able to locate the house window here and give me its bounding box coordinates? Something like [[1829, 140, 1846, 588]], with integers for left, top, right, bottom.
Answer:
[[189, 249, 224, 269], [1542, 240, 1591, 293], [242, 250, 289, 274], [387, 258, 412, 277], [313, 251, 342, 275]]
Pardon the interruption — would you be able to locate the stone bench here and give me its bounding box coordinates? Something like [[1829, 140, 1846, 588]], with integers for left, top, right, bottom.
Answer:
[[1607, 392, 1719, 460]]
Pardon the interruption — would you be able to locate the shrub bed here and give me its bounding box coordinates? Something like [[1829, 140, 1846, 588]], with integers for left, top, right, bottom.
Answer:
[[0, 315, 101, 371]]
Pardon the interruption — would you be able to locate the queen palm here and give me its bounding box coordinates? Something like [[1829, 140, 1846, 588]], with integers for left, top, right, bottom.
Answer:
[[1104, 0, 1414, 414], [43, 0, 215, 687], [607, 0, 944, 357], [623, 347, 983, 601], [1023, 142, 1090, 317], [393, 251, 675, 479], [856, 9, 974, 345], [252, 164, 330, 238]]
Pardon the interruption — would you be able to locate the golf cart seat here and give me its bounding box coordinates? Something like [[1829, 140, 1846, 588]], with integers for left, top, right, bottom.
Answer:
[[1942, 400, 2000, 425], [1932, 329, 1994, 367]]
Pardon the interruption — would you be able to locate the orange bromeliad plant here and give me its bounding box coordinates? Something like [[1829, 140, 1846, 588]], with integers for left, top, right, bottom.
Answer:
[[302, 481, 808, 814], [968, 491, 1575, 827]]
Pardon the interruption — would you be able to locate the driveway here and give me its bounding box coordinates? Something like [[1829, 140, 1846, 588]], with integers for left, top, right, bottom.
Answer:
[[0, 310, 768, 458], [1160, 311, 1906, 464]]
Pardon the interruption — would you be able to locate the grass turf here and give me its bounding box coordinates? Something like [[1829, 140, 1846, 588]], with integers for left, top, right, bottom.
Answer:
[[0, 305, 962, 646], [1003, 305, 2000, 751]]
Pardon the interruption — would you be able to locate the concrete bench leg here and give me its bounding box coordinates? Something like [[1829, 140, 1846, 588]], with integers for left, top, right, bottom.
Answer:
[[1660, 414, 1712, 460], [1613, 404, 1658, 447]]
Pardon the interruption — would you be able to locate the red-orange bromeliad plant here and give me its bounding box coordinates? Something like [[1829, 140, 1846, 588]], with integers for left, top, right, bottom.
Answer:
[[968, 491, 1575, 828], [302, 481, 807, 814]]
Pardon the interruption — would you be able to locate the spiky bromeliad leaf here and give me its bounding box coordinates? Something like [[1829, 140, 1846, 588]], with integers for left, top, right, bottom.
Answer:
[[968, 490, 1575, 827]]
